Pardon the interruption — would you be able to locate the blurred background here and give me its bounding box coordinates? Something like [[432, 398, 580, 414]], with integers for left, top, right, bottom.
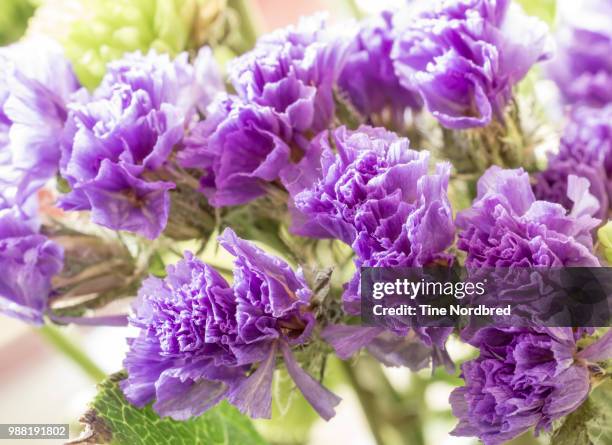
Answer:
[[0, 1, 555, 444]]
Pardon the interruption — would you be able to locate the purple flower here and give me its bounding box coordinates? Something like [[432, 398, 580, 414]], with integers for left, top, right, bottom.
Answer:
[[535, 105, 612, 218], [392, 0, 551, 129], [60, 49, 221, 239], [547, 0, 612, 106], [450, 327, 594, 445], [180, 95, 293, 207], [0, 38, 80, 202], [0, 204, 64, 325], [338, 11, 422, 124], [457, 166, 600, 267], [122, 228, 340, 421], [229, 15, 352, 135], [284, 125, 454, 302], [284, 125, 454, 369]]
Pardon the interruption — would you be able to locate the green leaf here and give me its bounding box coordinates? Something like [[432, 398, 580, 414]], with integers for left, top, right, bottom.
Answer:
[[550, 399, 594, 445], [587, 379, 612, 445], [550, 379, 612, 445], [73, 372, 269, 445]]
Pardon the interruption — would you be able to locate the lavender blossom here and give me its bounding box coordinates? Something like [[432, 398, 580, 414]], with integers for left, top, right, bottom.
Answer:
[[338, 11, 422, 125], [122, 228, 340, 421], [284, 125, 454, 292], [284, 125, 454, 369], [180, 95, 293, 207], [60, 49, 221, 239], [458, 166, 600, 267], [229, 15, 352, 135], [450, 327, 600, 445], [534, 104, 612, 218], [0, 38, 80, 201], [0, 202, 63, 325], [392, 0, 551, 129], [547, 0, 612, 106]]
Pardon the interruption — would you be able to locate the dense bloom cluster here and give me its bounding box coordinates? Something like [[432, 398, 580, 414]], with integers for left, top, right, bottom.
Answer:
[[547, 0, 612, 107], [1, 1, 610, 442], [0, 38, 80, 202], [535, 104, 612, 219], [122, 228, 340, 420], [285, 126, 454, 290], [59, 49, 222, 239], [392, 0, 551, 129], [229, 15, 352, 136], [0, 196, 63, 325], [450, 327, 597, 445], [181, 95, 294, 207], [284, 125, 454, 368], [458, 166, 600, 267], [338, 11, 421, 125]]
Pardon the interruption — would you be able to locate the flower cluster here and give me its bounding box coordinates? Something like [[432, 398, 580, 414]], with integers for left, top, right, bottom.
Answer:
[[122, 228, 340, 420], [338, 11, 422, 126], [0, 1, 610, 443], [0, 38, 74, 325], [181, 95, 293, 207], [0, 201, 63, 325], [229, 15, 352, 137], [458, 166, 600, 267], [535, 104, 612, 219], [547, 0, 612, 107], [285, 125, 454, 299], [181, 15, 354, 208], [450, 327, 598, 445], [0, 38, 80, 202], [284, 125, 455, 368], [392, 0, 552, 129], [59, 49, 222, 239]]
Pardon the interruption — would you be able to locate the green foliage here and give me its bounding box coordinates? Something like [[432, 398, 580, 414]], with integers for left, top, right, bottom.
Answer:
[[62, 0, 197, 88], [550, 379, 612, 445], [597, 221, 612, 264], [0, 0, 35, 45], [76, 372, 269, 445]]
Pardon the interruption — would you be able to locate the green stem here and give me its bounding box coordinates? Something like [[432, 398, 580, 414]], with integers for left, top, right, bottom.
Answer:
[[340, 360, 386, 445], [37, 325, 106, 382], [228, 0, 261, 51]]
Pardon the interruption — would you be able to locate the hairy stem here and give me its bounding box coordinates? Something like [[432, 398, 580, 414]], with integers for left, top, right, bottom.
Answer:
[[37, 325, 106, 382]]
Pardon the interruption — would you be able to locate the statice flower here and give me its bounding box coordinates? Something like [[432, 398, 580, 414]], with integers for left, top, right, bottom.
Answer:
[[229, 14, 353, 136], [547, 0, 612, 106], [338, 11, 421, 125], [458, 166, 601, 267], [392, 0, 551, 129], [284, 125, 454, 368], [535, 104, 612, 218], [285, 125, 454, 275], [450, 327, 610, 445], [122, 228, 340, 421], [0, 200, 64, 325], [60, 49, 222, 239], [180, 94, 294, 207], [0, 38, 80, 201]]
